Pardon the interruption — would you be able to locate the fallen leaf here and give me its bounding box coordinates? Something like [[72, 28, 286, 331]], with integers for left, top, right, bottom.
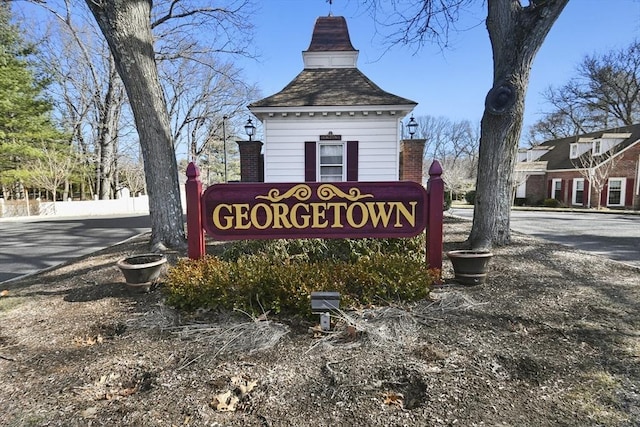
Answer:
[[346, 324, 358, 340], [80, 406, 98, 418], [383, 391, 404, 408], [231, 376, 258, 397], [96, 373, 119, 386], [75, 335, 104, 347], [255, 311, 271, 322], [308, 324, 325, 338], [211, 390, 239, 411], [0, 290, 9, 297], [120, 387, 137, 397]]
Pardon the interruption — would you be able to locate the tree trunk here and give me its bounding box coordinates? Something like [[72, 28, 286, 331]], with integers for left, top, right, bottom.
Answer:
[[98, 57, 124, 200], [85, 0, 186, 249], [63, 179, 70, 200], [98, 129, 115, 199], [469, 0, 568, 249]]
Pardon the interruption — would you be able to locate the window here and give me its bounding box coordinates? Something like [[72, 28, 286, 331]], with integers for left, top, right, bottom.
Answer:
[[572, 178, 584, 205], [551, 178, 562, 200], [570, 143, 578, 159], [593, 140, 602, 155], [305, 140, 358, 182], [516, 180, 526, 198], [319, 143, 344, 182], [607, 178, 625, 206]]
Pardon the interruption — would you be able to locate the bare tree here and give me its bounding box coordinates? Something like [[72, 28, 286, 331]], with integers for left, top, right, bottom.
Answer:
[[162, 57, 259, 164], [415, 115, 478, 164], [469, 1, 568, 249], [94, 55, 126, 199], [440, 157, 476, 200], [27, 0, 257, 204], [572, 147, 621, 209], [82, 0, 257, 249], [12, 0, 257, 248], [414, 115, 454, 160], [530, 40, 640, 145], [25, 142, 78, 210], [524, 110, 585, 147], [579, 40, 640, 126], [362, 0, 568, 248], [25, 2, 129, 201], [85, 0, 186, 250], [415, 115, 479, 199], [118, 156, 146, 196]]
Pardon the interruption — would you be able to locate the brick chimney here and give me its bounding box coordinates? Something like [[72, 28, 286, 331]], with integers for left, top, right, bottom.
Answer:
[[237, 140, 264, 182], [399, 139, 426, 184]]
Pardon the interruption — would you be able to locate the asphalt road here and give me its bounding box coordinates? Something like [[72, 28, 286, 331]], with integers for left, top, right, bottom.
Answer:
[[450, 208, 640, 269], [1, 209, 638, 284], [0, 214, 151, 283]]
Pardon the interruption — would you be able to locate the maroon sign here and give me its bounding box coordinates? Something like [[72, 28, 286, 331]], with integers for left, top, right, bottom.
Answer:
[[202, 181, 427, 240]]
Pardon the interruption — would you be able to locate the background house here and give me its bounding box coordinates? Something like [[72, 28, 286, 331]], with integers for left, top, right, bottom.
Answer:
[[241, 15, 423, 184], [515, 124, 640, 209]]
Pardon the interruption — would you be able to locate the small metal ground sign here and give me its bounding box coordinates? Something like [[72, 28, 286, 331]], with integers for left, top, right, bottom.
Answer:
[[201, 181, 428, 240]]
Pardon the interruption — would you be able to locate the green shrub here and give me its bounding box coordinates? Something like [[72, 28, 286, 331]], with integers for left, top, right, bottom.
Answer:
[[443, 191, 452, 211], [164, 237, 438, 317], [218, 235, 427, 264], [465, 190, 476, 205], [543, 198, 561, 208]]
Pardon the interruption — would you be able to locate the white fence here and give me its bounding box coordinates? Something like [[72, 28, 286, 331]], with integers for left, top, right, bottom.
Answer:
[[0, 191, 187, 218]]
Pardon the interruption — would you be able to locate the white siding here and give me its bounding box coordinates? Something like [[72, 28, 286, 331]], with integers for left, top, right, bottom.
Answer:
[[262, 115, 401, 182]]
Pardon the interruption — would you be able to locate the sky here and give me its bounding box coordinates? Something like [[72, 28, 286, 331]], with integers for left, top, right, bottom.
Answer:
[[239, 0, 640, 136]]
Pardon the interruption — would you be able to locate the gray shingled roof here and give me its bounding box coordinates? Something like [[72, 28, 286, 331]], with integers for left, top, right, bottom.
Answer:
[[538, 123, 640, 170], [249, 68, 417, 108]]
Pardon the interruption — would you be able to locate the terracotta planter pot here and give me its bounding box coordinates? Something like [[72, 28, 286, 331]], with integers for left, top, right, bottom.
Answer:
[[116, 253, 167, 291], [446, 250, 493, 286]]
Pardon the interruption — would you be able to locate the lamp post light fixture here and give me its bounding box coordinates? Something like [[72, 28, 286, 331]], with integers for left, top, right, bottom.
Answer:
[[244, 118, 256, 141], [407, 115, 418, 139]]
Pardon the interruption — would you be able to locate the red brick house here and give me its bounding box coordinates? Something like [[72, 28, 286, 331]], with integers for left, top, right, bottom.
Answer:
[[239, 15, 424, 184], [515, 124, 640, 210]]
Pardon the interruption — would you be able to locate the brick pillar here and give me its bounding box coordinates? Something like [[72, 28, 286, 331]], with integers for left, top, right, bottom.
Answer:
[[238, 140, 264, 182], [399, 139, 426, 184]]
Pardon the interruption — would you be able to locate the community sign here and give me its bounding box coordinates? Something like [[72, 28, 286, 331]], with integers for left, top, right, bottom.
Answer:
[[202, 181, 428, 240]]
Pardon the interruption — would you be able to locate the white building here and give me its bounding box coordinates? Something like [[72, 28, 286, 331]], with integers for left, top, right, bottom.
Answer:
[[241, 15, 423, 184]]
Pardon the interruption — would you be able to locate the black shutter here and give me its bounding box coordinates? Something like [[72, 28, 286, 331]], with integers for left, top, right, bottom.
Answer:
[[347, 140, 358, 181], [305, 141, 316, 182]]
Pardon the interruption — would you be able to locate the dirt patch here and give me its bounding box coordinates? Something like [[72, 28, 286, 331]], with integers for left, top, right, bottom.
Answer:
[[1, 217, 639, 426]]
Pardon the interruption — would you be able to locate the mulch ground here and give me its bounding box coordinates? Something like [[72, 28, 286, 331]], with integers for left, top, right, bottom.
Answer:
[[1, 216, 639, 426]]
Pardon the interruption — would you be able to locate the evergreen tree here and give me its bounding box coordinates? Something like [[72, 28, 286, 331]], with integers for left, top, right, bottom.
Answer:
[[0, 4, 63, 198]]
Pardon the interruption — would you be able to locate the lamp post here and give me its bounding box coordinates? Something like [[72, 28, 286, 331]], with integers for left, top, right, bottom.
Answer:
[[244, 118, 256, 141], [222, 115, 228, 183], [406, 115, 418, 139]]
